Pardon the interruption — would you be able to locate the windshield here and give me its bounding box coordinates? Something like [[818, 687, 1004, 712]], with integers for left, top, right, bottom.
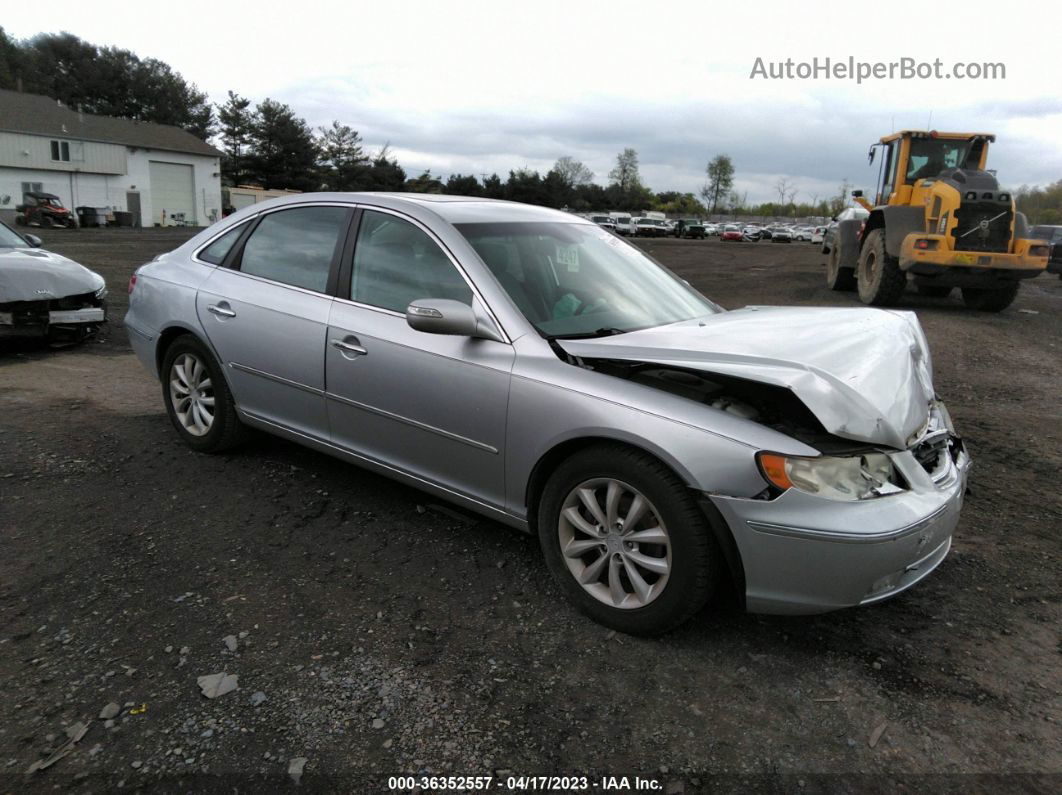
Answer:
[[0, 223, 29, 248], [456, 222, 719, 338], [905, 138, 977, 183]]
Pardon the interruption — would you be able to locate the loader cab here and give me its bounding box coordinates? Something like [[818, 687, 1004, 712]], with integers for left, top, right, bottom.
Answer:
[[870, 131, 993, 207]]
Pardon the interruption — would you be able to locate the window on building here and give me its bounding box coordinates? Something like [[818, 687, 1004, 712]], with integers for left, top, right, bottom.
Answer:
[[20, 182, 43, 195], [50, 140, 71, 162]]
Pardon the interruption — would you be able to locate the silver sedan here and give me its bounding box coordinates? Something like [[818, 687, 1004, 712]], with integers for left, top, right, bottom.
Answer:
[[126, 193, 969, 635]]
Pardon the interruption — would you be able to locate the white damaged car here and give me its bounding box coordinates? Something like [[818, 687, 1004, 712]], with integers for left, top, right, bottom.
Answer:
[[0, 222, 107, 343]]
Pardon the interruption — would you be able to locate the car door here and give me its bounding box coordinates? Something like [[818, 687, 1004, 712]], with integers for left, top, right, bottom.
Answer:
[[195, 204, 352, 439], [325, 208, 514, 509]]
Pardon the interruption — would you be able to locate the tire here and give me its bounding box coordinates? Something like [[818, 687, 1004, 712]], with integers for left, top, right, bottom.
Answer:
[[825, 243, 856, 291], [961, 282, 1020, 312], [160, 334, 245, 453], [857, 228, 906, 306], [917, 284, 952, 298], [41, 215, 54, 229], [537, 444, 719, 636]]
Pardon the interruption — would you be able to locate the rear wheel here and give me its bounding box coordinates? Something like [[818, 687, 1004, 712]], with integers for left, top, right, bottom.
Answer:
[[961, 282, 1020, 312], [917, 284, 953, 298], [825, 244, 856, 291], [857, 228, 906, 306], [161, 335, 245, 453], [537, 444, 719, 635]]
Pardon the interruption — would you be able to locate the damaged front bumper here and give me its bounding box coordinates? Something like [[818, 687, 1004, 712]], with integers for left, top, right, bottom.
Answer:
[[710, 426, 971, 615], [0, 297, 106, 338]]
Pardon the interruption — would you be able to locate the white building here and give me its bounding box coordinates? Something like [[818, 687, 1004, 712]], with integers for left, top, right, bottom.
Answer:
[[0, 89, 222, 227]]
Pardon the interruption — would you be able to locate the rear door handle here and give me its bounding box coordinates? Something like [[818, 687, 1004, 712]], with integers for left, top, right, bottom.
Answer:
[[331, 337, 368, 356], [207, 303, 236, 318]]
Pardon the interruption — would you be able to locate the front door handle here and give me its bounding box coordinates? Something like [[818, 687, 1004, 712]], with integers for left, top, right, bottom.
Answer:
[[207, 303, 237, 318], [331, 337, 368, 356]]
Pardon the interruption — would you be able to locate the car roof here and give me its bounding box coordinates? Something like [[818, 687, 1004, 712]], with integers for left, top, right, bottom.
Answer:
[[233, 192, 589, 226]]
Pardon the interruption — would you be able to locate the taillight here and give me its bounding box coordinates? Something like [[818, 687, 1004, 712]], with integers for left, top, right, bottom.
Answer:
[[914, 239, 939, 250], [128, 273, 138, 294]]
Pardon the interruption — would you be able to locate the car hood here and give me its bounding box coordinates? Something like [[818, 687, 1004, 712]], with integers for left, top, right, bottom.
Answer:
[[557, 306, 936, 450], [0, 247, 105, 301]]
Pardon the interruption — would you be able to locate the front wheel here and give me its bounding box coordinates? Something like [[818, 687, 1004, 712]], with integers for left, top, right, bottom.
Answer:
[[857, 228, 906, 306], [537, 445, 718, 635], [961, 282, 1019, 312], [161, 335, 245, 453]]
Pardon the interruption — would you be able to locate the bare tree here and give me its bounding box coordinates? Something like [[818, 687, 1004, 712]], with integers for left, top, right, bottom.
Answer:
[[775, 177, 794, 207], [552, 156, 594, 187]]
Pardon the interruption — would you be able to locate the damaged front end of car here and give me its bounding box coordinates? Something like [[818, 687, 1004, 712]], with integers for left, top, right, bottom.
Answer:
[[0, 287, 108, 343], [554, 306, 971, 614]]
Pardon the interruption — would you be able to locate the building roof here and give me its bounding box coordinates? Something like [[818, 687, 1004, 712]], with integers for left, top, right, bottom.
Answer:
[[0, 89, 222, 158]]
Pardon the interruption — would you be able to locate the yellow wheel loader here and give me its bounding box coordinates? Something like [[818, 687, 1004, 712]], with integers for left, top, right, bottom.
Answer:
[[824, 130, 1049, 311]]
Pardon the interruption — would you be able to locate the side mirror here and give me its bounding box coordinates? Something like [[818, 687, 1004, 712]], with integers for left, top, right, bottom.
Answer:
[[406, 299, 483, 338], [23, 233, 42, 247]]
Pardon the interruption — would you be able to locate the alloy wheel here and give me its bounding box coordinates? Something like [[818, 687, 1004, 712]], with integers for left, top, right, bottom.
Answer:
[[169, 352, 215, 436], [557, 478, 671, 609]]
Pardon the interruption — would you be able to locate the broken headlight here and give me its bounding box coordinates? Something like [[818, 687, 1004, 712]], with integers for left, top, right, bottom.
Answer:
[[757, 451, 905, 501], [94, 285, 108, 300]]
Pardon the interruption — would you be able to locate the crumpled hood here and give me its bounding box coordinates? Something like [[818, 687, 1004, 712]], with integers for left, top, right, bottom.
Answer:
[[558, 306, 936, 450], [0, 247, 105, 302]]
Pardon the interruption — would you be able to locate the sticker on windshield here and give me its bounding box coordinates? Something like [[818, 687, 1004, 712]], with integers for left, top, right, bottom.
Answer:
[[556, 244, 580, 272]]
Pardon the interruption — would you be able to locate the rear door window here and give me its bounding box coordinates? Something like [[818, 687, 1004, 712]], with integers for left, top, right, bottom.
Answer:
[[237, 206, 349, 292], [198, 223, 247, 265]]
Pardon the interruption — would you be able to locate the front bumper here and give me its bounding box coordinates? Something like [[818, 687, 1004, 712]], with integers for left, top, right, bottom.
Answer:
[[710, 432, 970, 615], [900, 234, 1047, 277], [0, 305, 106, 336]]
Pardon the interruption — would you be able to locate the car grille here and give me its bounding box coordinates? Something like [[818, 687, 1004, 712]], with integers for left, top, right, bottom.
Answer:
[[952, 201, 1012, 253]]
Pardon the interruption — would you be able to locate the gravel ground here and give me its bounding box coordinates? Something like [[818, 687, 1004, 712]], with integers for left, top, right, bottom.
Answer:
[[1, 228, 1059, 793]]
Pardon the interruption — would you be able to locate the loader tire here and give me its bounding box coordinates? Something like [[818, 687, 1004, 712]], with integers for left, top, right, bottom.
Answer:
[[825, 244, 856, 291], [857, 229, 906, 306]]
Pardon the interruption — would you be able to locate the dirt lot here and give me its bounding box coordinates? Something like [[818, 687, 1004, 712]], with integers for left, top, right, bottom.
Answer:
[[1, 228, 1059, 793]]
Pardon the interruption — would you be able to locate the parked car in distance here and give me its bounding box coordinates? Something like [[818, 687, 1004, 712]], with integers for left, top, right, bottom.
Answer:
[[703, 223, 719, 236], [634, 218, 669, 237], [721, 224, 744, 241], [126, 193, 970, 635], [609, 213, 634, 236], [770, 227, 793, 243], [759, 227, 773, 240], [822, 207, 870, 256], [742, 225, 762, 242], [1030, 225, 1062, 277], [810, 226, 826, 245], [0, 221, 107, 343], [674, 219, 706, 239], [589, 214, 617, 232]]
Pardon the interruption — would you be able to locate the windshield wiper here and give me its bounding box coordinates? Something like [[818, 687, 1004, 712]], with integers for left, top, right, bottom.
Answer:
[[549, 327, 630, 340]]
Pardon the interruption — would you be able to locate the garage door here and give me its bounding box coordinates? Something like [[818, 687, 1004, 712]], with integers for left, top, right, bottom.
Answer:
[[149, 161, 195, 226]]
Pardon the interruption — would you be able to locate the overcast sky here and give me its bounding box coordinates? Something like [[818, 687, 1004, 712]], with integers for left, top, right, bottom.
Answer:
[[7, 0, 1061, 203]]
